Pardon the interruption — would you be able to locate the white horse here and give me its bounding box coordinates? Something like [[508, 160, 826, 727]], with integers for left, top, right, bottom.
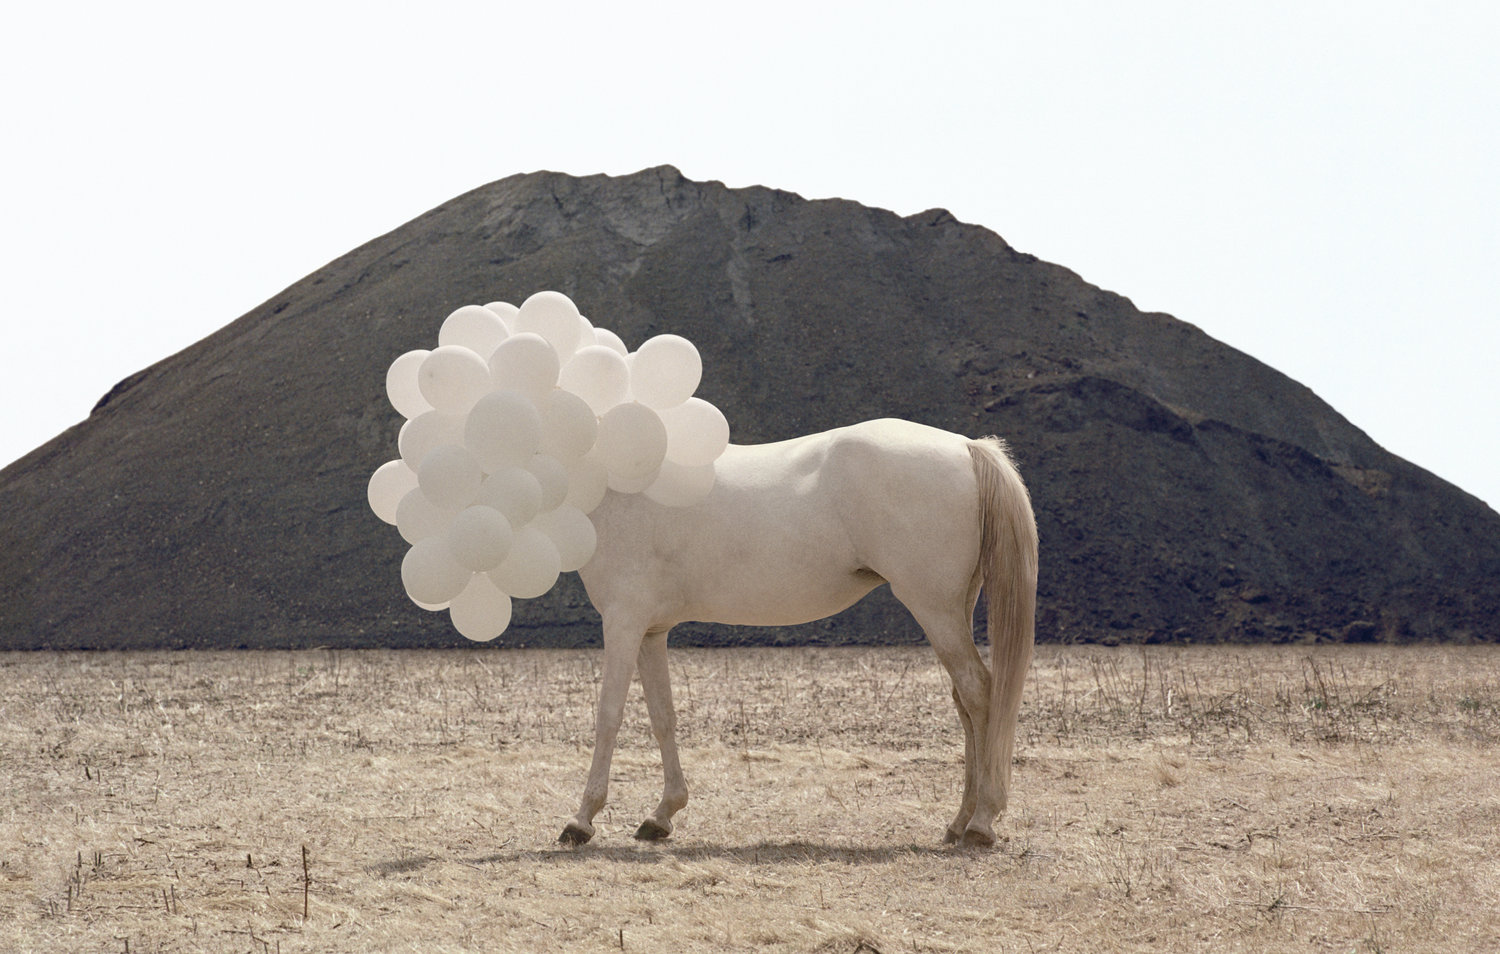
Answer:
[[561, 418, 1038, 848]]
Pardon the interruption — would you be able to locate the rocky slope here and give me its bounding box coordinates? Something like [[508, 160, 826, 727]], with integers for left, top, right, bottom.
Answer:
[[2, 166, 1496, 648]]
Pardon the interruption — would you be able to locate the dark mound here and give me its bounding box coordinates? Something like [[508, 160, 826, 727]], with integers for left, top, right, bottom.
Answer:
[[2, 166, 1496, 649]]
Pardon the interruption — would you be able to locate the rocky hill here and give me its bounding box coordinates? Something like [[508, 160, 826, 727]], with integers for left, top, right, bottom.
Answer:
[[2, 166, 1496, 649]]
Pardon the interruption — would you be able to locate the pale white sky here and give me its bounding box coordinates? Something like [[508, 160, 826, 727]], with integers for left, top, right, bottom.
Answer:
[[2, 2, 1496, 508]]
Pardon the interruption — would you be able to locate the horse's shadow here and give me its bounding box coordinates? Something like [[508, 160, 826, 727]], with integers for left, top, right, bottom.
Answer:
[[369, 838, 985, 877]]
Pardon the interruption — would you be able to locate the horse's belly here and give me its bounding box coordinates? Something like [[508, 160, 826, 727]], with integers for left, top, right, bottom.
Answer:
[[681, 568, 882, 628]]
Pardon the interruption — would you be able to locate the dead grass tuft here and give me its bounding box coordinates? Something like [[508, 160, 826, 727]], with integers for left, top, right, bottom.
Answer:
[[1, 644, 1497, 952]]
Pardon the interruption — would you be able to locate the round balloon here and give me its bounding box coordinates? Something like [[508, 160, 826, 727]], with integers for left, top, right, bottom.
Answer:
[[630, 334, 702, 409], [536, 388, 598, 461], [418, 345, 491, 414], [564, 454, 609, 513], [558, 345, 631, 415], [514, 290, 583, 357], [593, 327, 628, 357], [386, 349, 432, 419], [595, 402, 668, 482], [402, 537, 473, 606], [395, 487, 456, 545], [489, 527, 561, 599], [644, 459, 717, 508], [526, 454, 569, 512], [439, 304, 509, 360], [445, 504, 514, 571], [465, 390, 542, 473], [484, 301, 520, 333], [607, 466, 660, 494], [368, 460, 418, 525], [489, 332, 560, 400], [448, 574, 513, 641], [533, 505, 598, 572], [476, 466, 544, 529], [417, 444, 482, 510], [398, 411, 464, 470], [659, 397, 730, 467]]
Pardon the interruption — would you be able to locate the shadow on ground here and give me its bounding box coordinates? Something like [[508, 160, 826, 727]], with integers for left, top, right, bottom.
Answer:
[[368, 838, 999, 876]]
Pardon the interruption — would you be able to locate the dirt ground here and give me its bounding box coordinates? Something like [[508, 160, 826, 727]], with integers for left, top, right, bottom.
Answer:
[[2, 644, 1497, 953]]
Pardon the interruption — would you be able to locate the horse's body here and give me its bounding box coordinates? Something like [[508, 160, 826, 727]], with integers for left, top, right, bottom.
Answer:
[[564, 418, 1038, 847]]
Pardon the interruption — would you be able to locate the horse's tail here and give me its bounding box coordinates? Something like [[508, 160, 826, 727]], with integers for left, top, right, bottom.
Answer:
[[968, 437, 1038, 813]]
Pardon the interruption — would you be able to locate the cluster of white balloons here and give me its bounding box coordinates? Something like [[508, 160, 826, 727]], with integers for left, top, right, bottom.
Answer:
[[368, 291, 730, 641]]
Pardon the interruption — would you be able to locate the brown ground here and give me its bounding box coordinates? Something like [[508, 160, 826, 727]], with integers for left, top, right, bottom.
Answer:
[[2, 645, 1497, 952]]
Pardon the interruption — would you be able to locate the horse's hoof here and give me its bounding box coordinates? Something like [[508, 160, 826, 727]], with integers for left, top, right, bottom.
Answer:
[[634, 819, 672, 841], [957, 828, 996, 850], [558, 823, 594, 846]]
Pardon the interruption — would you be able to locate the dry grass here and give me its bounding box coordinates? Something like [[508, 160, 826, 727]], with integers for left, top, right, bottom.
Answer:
[[2, 644, 1498, 953]]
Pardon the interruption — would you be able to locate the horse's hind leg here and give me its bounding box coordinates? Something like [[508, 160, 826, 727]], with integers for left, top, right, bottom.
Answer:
[[946, 684, 979, 843], [561, 618, 646, 845], [634, 629, 688, 840], [900, 597, 994, 845]]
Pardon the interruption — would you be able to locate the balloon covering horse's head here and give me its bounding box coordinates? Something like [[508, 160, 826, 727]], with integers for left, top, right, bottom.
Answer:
[[371, 294, 1039, 848]]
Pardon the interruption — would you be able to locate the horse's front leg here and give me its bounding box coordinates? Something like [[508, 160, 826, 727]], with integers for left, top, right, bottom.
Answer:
[[560, 620, 645, 845], [634, 629, 687, 840]]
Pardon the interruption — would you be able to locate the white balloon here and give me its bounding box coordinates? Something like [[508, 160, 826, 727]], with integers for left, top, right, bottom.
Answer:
[[489, 332, 560, 400], [395, 487, 456, 545], [476, 467, 544, 528], [564, 454, 609, 513], [418, 345, 491, 414], [595, 402, 668, 481], [514, 290, 583, 357], [368, 460, 418, 525], [386, 349, 432, 419], [659, 397, 730, 467], [526, 454, 569, 512], [558, 345, 631, 415], [644, 460, 717, 507], [417, 444, 482, 510], [484, 301, 520, 333], [533, 505, 598, 571], [607, 466, 660, 494], [489, 527, 561, 599], [439, 304, 510, 359], [630, 334, 702, 409], [465, 390, 542, 473], [402, 537, 473, 606], [593, 327, 628, 356], [445, 505, 514, 571], [398, 410, 465, 469], [448, 574, 513, 641], [536, 389, 598, 461]]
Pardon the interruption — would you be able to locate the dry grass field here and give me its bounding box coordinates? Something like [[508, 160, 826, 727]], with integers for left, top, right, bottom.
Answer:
[[2, 644, 1497, 953]]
